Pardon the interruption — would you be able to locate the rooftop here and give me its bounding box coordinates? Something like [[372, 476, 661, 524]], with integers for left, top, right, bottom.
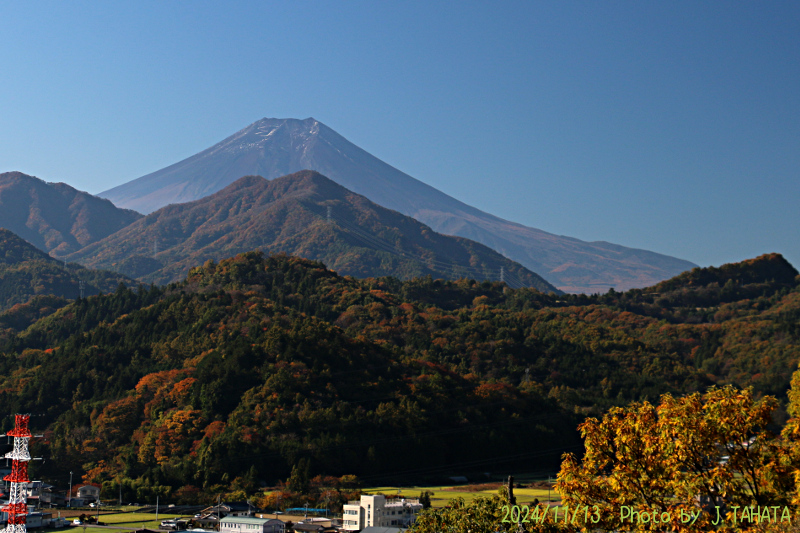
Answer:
[[219, 517, 274, 525], [385, 499, 420, 506]]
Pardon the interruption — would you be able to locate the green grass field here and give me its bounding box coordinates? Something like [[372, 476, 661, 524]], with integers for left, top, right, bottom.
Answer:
[[99, 512, 183, 522], [363, 483, 562, 508], [95, 513, 183, 527], [69, 524, 141, 533]]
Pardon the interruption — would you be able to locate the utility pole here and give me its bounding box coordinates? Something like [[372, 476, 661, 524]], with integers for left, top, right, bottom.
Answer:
[[500, 267, 505, 283], [506, 475, 516, 506], [155, 495, 159, 523], [68, 472, 73, 507], [326, 206, 332, 224]]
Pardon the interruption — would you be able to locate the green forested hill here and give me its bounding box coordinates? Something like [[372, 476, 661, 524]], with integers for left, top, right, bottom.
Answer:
[[0, 228, 136, 314], [0, 227, 54, 265], [0, 251, 796, 505]]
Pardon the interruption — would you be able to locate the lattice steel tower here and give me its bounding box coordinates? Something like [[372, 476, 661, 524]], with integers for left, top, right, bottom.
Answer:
[[3, 415, 33, 533]]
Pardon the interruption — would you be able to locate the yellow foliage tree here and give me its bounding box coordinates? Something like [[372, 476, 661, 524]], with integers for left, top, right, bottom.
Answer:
[[556, 385, 795, 532]]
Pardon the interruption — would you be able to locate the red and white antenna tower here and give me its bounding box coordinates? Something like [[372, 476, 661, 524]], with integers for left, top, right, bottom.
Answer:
[[2, 415, 33, 533]]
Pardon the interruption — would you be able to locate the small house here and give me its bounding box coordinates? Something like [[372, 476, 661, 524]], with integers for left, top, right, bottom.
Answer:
[[219, 516, 284, 533], [77, 485, 100, 503]]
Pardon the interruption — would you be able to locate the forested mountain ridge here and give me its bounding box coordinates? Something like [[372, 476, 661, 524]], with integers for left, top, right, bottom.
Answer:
[[0, 251, 795, 505], [0, 228, 134, 315], [653, 252, 797, 291], [0, 172, 142, 256], [68, 171, 557, 292]]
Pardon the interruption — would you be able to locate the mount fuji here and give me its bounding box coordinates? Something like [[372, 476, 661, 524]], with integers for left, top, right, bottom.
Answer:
[[100, 117, 696, 292]]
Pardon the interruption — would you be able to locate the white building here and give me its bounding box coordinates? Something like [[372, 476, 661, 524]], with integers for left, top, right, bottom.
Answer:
[[76, 485, 100, 503], [219, 516, 284, 533], [0, 507, 49, 529], [342, 495, 421, 531]]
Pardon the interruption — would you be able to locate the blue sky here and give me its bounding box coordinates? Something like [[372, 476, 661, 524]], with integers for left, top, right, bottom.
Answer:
[[1, 1, 798, 269]]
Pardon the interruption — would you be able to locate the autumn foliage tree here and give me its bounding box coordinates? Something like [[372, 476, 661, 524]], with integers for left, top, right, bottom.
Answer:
[[556, 385, 795, 532]]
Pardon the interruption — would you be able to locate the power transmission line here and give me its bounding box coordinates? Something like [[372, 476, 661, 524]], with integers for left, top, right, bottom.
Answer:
[[333, 213, 527, 284], [327, 212, 483, 273], [327, 210, 531, 286]]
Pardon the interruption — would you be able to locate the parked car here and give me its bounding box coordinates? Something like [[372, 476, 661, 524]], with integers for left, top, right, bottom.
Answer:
[[72, 519, 81, 525]]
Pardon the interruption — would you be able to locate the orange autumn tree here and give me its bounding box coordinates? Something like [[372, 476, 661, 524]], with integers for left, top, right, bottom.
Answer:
[[556, 385, 795, 532], [782, 364, 800, 510]]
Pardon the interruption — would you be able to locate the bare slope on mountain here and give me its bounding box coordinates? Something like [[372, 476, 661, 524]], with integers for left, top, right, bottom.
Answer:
[[0, 228, 134, 313], [77, 171, 558, 291], [99, 118, 696, 293], [0, 172, 143, 257]]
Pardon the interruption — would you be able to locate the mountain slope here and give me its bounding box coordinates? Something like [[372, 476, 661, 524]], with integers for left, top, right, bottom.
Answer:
[[0, 252, 796, 497], [653, 253, 798, 292], [0, 171, 143, 256], [75, 171, 558, 291], [99, 117, 697, 292], [0, 228, 135, 313]]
